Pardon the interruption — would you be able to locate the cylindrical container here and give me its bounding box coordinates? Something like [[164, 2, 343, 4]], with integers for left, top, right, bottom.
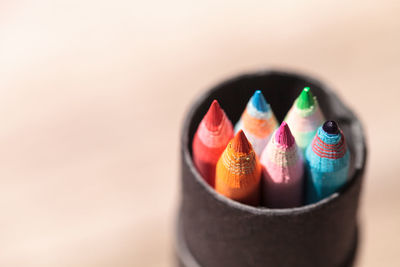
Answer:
[[176, 70, 367, 267]]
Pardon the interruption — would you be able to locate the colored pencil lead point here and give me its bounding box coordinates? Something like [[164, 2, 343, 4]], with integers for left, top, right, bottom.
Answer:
[[215, 129, 261, 206], [204, 100, 224, 131], [323, 120, 339, 134], [284, 86, 325, 153], [234, 90, 278, 156], [260, 121, 304, 208], [275, 122, 295, 147], [296, 87, 315, 110], [192, 100, 234, 186], [232, 130, 252, 154], [251, 90, 269, 112], [305, 121, 350, 203]]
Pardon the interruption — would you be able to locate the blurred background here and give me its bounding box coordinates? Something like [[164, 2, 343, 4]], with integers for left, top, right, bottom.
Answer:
[[0, 1, 399, 266]]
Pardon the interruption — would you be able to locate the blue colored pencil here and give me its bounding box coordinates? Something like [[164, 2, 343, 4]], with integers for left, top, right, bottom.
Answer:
[[305, 121, 350, 203], [235, 90, 278, 156]]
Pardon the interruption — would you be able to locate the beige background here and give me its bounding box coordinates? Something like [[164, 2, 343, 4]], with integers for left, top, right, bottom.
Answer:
[[0, 1, 399, 266]]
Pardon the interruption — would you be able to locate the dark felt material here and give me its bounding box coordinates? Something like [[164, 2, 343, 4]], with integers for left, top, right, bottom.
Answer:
[[176, 70, 367, 267]]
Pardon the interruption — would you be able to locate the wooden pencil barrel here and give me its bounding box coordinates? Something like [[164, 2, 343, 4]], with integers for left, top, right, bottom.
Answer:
[[176, 70, 367, 267]]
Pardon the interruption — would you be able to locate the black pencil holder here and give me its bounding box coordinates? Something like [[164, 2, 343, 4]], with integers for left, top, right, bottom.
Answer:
[[176, 70, 367, 267]]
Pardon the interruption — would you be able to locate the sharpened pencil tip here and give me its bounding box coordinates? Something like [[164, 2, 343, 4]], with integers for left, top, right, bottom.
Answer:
[[251, 90, 269, 112], [204, 100, 224, 131], [231, 130, 252, 153], [275, 122, 295, 147], [296, 87, 315, 110], [322, 120, 339, 134]]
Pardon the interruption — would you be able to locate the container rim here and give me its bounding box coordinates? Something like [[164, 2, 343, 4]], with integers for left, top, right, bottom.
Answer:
[[181, 69, 367, 215]]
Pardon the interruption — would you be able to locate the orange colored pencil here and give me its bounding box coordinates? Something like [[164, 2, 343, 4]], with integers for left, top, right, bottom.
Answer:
[[215, 130, 261, 206]]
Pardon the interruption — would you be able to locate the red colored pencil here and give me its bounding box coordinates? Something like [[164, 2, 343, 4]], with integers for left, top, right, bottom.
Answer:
[[192, 100, 234, 187]]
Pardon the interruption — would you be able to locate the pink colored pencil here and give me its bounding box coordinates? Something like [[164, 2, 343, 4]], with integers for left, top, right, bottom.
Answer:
[[260, 122, 304, 208]]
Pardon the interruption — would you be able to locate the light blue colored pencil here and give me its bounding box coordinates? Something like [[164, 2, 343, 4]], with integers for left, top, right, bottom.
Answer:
[[305, 121, 350, 203]]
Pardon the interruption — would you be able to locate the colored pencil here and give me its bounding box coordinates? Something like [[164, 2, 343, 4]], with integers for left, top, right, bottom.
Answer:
[[192, 100, 234, 187], [260, 122, 304, 208], [215, 130, 261, 206], [235, 90, 278, 156], [285, 87, 325, 153], [305, 120, 350, 203]]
